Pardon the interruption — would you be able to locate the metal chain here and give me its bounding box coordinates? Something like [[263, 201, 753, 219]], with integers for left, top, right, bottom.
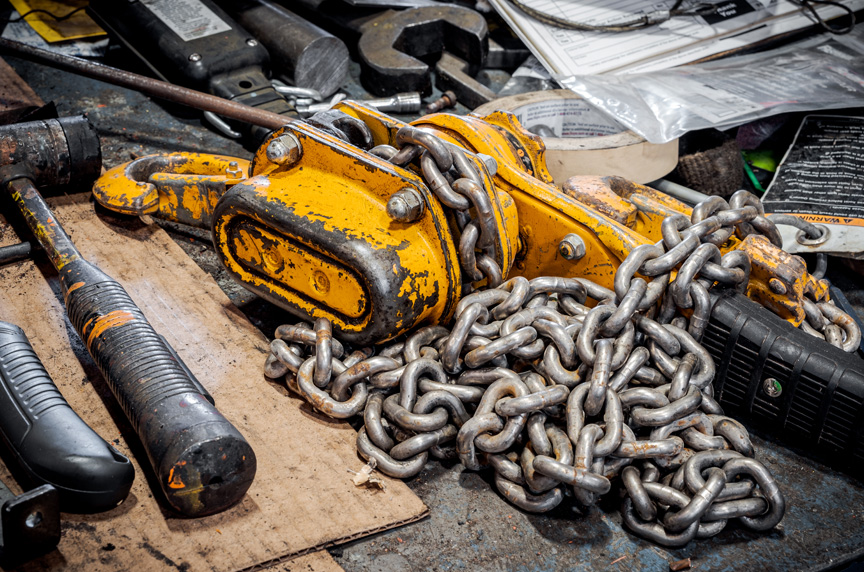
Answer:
[[373, 125, 860, 351], [263, 126, 860, 546], [765, 213, 862, 351], [265, 268, 782, 547], [262, 201, 793, 547], [370, 126, 506, 289]]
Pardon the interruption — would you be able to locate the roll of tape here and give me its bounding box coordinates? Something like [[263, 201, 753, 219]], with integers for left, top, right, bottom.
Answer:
[[473, 90, 678, 186]]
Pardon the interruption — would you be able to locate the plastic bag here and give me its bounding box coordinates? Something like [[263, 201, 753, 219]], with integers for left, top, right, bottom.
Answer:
[[560, 27, 864, 144]]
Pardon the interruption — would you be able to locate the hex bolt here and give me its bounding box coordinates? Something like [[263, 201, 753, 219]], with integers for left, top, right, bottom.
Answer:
[[425, 90, 457, 114], [226, 161, 244, 179], [558, 233, 586, 261], [246, 38, 258, 47], [386, 188, 425, 223], [265, 134, 302, 166], [477, 153, 498, 176], [188, 53, 202, 62]]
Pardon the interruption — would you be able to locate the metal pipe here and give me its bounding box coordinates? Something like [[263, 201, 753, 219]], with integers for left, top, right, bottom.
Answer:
[[649, 179, 709, 206], [0, 38, 295, 132], [0, 242, 32, 265], [220, 0, 349, 98]]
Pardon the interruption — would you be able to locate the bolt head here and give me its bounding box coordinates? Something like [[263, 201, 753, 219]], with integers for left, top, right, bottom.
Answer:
[[386, 188, 425, 223], [246, 38, 258, 47], [265, 134, 302, 166], [188, 53, 202, 62], [558, 233, 586, 260], [768, 278, 787, 295], [477, 154, 498, 176], [763, 377, 782, 398]]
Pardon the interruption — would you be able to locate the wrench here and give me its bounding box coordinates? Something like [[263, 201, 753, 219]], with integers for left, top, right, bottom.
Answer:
[[294, 2, 489, 95]]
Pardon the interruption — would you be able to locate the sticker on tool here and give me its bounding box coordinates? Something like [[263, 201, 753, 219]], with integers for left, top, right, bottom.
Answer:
[[140, 0, 230, 42]]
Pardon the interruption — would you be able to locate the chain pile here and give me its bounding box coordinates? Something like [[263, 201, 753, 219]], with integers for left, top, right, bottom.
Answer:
[[263, 124, 860, 547]]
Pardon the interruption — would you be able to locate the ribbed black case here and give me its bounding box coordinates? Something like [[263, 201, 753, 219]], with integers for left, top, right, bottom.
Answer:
[[704, 292, 864, 477]]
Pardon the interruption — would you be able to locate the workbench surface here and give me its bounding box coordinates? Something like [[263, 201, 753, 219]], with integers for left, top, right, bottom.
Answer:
[[5, 53, 864, 572]]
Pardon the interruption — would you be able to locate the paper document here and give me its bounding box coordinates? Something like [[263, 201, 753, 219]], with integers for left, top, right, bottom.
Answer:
[[488, 0, 864, 77]]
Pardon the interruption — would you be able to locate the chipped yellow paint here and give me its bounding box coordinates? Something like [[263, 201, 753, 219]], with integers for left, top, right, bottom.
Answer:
[[86, 310, 136, 347], [406, 110, 653, 290], [10, 186, 80, 270], [335, 102, 651, 289], [218, 120, 462, 340], [735, 235, 819, 326], [230, 224, 367, 318], [91, 104, 826, 335], [92, 153, 250, 228]]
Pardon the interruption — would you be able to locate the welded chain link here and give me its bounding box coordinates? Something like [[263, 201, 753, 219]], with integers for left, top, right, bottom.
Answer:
[[370, 126, 506, 289]]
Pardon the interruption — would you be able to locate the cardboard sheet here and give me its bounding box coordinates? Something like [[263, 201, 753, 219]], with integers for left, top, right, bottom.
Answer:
[[0, 56, 43, 111], [277, 551, 344, 572], [0, 195, 426, 571]]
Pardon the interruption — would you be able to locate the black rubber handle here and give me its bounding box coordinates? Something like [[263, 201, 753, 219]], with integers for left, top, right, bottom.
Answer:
[[0, 321, 134, 513], [60, 259, 256, 517]]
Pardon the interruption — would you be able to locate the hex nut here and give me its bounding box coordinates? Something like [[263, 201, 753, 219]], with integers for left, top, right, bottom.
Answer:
[[558, 233, 586, 261], [266, 134, 302, 166], [387, 188, 425, 223], [226, 161, 244, 179]]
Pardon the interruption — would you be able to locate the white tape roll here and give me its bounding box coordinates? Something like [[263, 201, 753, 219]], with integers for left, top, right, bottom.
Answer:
[[473, 90, 678, 186]]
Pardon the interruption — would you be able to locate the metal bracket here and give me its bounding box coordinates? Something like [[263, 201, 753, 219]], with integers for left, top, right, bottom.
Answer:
[[0, 480, 60, 563]]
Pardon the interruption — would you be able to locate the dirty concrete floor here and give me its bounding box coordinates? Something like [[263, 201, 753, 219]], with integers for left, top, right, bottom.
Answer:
[[5, 48, 864, 572]]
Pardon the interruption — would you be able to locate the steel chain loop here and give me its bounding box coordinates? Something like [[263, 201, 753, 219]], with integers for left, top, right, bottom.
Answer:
[[265, 265, 784, 547], [264, 127, 862, 547]]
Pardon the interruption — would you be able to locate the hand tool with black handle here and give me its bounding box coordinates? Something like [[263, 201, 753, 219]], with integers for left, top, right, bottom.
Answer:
[[0, 321, 134, 513], [0, 117, 256, 517]]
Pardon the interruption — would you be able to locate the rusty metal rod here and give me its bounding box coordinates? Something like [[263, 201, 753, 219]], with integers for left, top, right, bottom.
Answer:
[[0, 241, 31, 265], [0, 38, 295, 131]]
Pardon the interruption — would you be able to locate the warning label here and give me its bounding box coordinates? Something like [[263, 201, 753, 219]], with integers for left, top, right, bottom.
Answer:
[[141, 0, 231, 42], [763, 115, 864, 226]]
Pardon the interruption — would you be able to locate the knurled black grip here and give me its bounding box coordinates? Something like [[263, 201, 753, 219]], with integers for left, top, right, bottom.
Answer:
[[0, 321, 133, 512], [61, 259, 256, 517]]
